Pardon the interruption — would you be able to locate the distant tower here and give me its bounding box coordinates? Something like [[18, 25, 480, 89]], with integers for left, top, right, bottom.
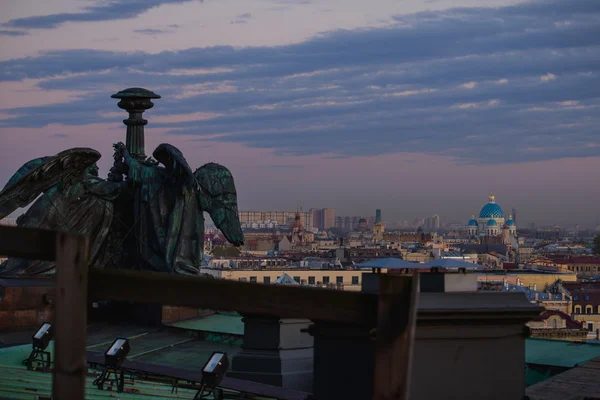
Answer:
[[512, 208, 517, 225], [373, 209, 385, 241]]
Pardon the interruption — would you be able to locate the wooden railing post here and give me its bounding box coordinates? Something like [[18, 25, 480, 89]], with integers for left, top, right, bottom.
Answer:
[[310, 274, 418, 400], [53, 232, 90, 400], [373, 273, 419, 400]]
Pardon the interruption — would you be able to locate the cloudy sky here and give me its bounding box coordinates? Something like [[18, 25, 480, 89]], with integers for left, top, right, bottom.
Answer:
[[0, 0, 599, 227]]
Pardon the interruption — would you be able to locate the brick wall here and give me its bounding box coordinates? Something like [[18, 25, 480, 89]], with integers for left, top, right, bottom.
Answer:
[[0, 284, 55, 330]]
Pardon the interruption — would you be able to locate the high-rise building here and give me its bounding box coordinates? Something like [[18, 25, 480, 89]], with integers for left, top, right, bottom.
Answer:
[[322, 208, 335, 230], [311, 208, 323, 232], [308, 208, 335, 231], [432, 214, 440, 230]]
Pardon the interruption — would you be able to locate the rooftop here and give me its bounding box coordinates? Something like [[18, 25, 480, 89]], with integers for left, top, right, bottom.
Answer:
[[0, 322, 309, 400], [527, 356, 600, 400], [526, 338, 600, 368]]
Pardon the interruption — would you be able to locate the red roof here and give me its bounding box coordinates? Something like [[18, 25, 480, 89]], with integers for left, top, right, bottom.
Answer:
[[531, 310, 583, 329], [549, 256, 600, 265], [562, 281, 600, 293]]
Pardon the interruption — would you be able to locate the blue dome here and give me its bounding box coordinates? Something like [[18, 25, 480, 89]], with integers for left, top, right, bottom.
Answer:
[[487, 219, 497, 226], [479, 202, 504, 218], [468, 219, 478, 226], [506, 219, 515, 227]]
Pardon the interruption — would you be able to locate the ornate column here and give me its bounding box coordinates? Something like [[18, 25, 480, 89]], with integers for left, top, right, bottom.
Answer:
[[111, 87, 161, 161]]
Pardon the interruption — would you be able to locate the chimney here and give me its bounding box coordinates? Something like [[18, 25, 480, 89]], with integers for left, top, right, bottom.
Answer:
[[534, 293, 539, 301], [562, 293, 565, 301]]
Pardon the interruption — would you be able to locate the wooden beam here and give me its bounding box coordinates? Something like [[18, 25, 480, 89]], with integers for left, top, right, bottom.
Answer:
[[0, 226, 57, 260], [372, 273, 419, 400], [89, 269, 378, 325], [53, 232, 90, 400]]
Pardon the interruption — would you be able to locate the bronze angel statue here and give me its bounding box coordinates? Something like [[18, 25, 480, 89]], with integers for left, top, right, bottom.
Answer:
[[0, 142, 244, 278]]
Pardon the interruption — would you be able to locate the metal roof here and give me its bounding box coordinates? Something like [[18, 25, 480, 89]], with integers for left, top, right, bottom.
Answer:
[[526, 338, 600, 368], [167, 313, 244, 336], [356, 258, 422, 269], [0, 364, 198, 399], [422, 259, 483, 269]]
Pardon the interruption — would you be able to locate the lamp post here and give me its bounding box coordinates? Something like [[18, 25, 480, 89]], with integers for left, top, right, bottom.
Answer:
[[111, 87, 161, 161]]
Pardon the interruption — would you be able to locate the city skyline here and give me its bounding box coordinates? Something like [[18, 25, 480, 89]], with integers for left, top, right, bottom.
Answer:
[[1, 0, 599, 227]]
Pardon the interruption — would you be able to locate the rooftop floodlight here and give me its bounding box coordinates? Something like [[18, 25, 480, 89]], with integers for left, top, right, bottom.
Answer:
[[94, 338, 130, 392], [23, 323, 53, 371], [33, 323, 53, 350], [105, 337, 130, 368], [194, 352, 229, 399]]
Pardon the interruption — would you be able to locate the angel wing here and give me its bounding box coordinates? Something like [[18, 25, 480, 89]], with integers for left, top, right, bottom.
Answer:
[[194, 163, 244, 246], [0, 148, 101, 219]]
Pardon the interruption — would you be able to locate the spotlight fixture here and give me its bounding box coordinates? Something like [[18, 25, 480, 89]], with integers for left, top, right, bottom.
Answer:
[[33, 323, 53, 350], [94, 338, 130, 392], [194, 352, 229, 399], [23, 323, 53, 371], [105, 338, 130, 368]]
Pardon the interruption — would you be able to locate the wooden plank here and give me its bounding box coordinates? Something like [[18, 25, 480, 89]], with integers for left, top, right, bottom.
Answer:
[[372, 273, 419, 400], [0, 226, 56, 260], [89, 269, 378, 325], [53, 232, 90, 400]]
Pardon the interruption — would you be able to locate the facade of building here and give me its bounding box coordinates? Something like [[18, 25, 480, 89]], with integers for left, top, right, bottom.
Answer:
[[239, 211, 313, 231], [560, 282, 600, 336], [199, 267, 366, 291], [527, 310, 587, 342]]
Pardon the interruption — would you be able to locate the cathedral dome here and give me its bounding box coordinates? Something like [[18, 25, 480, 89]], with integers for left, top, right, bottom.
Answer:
[[487, 219, 497, 227], [505, 219, 515, 227], [479, 194, 504, 219], [468, 215, 478, 226]]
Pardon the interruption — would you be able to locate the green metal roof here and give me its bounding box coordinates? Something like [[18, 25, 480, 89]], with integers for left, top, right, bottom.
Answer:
[[168, 312, 244, 336], [0, 364, 198, 399], [526, 338, 600, 368]]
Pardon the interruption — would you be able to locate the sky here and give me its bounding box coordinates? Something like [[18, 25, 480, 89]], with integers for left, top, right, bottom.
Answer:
[[0, 0, 599, 227]]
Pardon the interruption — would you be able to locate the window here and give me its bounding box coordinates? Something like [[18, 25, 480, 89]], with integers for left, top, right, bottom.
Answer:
[[584, 295, 590, 301], [308, 276, 315, 285], [336, 276, 343, 284], [293, 276, 301, 283], [573, 295, 579, 301], [263, 276, 271, 284], [586, 305, 593, 315], [588, 322, 594, 332], [352, 276, 359, 285], [250, 276, 257, 283], [552, 319, 557, 329], [323, 276, 330, 284], [574, 305, 582, 314]]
